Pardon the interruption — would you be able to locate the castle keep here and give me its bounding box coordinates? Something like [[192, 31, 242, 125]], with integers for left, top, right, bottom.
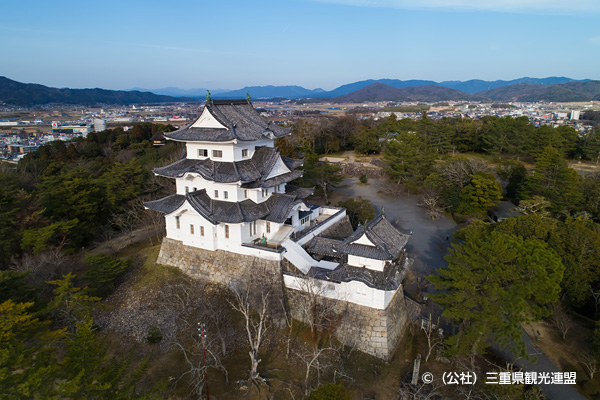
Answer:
[[145, 99, 413, 359]]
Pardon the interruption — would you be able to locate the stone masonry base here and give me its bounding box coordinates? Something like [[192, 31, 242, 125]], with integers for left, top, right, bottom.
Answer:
[[156, 237, 408, 360]]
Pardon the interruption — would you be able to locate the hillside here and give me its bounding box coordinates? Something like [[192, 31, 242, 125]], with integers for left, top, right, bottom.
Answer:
[[0, 77, 194, 106], [476, 80, 600, 102], [331, 82, 485, 103]]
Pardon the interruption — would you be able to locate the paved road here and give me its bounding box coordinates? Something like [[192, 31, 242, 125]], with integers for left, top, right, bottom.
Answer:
[[494, 331, 586, 400]]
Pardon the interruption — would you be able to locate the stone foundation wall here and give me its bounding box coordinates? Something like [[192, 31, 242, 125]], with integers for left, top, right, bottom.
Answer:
[[287, 286, 409, 360], [341, 162, 384, 179], [157, 237, 410, 360], [157, 238, 285, 304]]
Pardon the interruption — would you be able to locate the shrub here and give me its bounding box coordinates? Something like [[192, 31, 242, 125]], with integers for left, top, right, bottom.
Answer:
[[146, 326, 162, 344]]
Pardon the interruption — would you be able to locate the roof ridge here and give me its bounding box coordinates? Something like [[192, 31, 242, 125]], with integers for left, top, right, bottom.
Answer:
[[232, 160, 241, 181], [236, 202, 244, 220]]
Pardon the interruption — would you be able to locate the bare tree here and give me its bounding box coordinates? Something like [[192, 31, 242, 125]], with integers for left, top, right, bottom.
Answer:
[[287, 275, 339, 344], [590, 285, 600, 313], [397, 379, 440, 400], [437, 157, 489, 189], [549, 302, 575, 340], [228, 282, 271, 383], [11, 249, 72, 288], [581, 353, 599, 379], [420, 314, 444, 363], [420, 190, 443, 220], [293, 343, 339, 397], [280, 297, 295, 359]]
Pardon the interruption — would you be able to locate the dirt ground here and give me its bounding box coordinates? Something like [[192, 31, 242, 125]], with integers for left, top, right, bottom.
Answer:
[[525, 320, 593, 376]]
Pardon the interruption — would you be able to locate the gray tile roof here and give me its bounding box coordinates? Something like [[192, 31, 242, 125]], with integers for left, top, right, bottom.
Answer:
[[144, 194, 185, 214], [283, 185, 314, 199], [144, 190, 304, 225], [306, 237, 343, 257], [164, 99, 290, 142], [311, 259, 406, 290], [335, 213, 409, 260], [154, 146, 303, 187]]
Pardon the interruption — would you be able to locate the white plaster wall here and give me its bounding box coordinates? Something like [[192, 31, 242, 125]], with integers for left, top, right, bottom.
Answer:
[[347, 255, 386, 271], [295, 209, 347, 246], [186, 142, 236, 162], [185, 137, 274, 162], [165, 208, 217, 251], [283, 274, 400, 309], [176, 175, 277, 204], [176, 177, 243, 201]]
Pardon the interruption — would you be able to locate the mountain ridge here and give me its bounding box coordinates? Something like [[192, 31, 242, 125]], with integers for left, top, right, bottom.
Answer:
[[0, 76, 194, 107], [1, 76, 599, 106]]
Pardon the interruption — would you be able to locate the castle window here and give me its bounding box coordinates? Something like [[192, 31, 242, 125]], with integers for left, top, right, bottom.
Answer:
[[242, 149, 249, 158], [200, 226, 205, 236], [175, 216, 180, 229], [225, 225, 229, 238], [185, 186, 189, 193], [193, 187, 197, 192], [266, 222, 270, 233], [253, 221, 257, 235], [198, 149, 208, 157], [212, 150, 223, 158], [214, 190, 218, 198], [190, 224, 194, 234], [224, 191, 228, 199], [244, 190, 248, 199], [249, 224, 252, 236]]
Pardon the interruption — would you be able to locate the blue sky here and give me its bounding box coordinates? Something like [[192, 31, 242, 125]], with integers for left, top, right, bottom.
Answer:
[[1, 0, 599, 91]]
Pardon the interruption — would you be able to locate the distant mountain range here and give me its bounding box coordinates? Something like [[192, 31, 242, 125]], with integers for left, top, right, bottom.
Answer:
[[2, 76, 599, 106], [330, 83, 488, 103], [0, 77, 193, 107], [129, 87, 228, 97], [134, 77, 589, 99], [477, 81, 600, 102]]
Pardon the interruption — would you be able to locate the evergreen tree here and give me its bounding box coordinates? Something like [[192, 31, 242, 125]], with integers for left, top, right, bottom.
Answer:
[[58, 319, 156, 399], [337, 197, 376, 229], [429, 225, 564, 356], [526, 146, 583, 216], [0, 300, 64, 399], [84, 254, 131, 297], [456, 172, 503, 218], [383, 131, 434, 186]]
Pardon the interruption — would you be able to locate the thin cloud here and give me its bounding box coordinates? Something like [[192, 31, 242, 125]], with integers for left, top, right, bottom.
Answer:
[[313, 0, 600, 14], [589, 36, 600, 45]]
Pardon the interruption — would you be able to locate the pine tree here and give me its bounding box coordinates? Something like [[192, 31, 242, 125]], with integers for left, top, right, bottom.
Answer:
[[429, 225, 564, 356]]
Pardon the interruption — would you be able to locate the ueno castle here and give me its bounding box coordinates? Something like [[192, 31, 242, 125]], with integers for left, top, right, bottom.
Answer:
[[146, 99, 415, 360]]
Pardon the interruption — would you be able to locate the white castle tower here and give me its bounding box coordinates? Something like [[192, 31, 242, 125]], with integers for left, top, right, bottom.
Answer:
[[146, 99, 416, 360]]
